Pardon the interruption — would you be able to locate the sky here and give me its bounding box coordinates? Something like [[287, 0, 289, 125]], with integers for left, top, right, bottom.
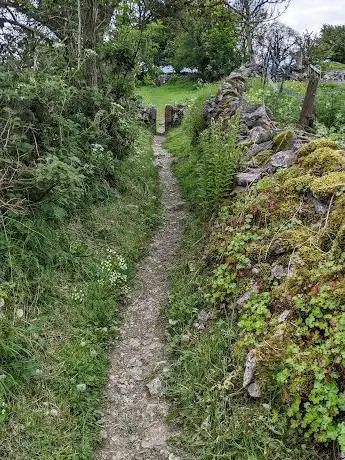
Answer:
[[281, 0, 345, 33]]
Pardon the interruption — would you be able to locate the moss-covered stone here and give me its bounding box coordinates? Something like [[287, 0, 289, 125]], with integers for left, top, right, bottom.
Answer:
[[252, 149, 273, 166], [301, 147, 345, 175], [272, 130, 294, 153], [311, 171, 345, 197], [298, 138, 338, 157], [283, 173, 313, 193]]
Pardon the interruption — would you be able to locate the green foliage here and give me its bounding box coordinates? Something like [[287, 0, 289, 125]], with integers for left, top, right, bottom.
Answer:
[[317, 25, 345, 64], [247, 79, 301, 127], [137, 77, 220, 122], [0, 69, 137, 218], [238, 292, 272, 347], [320, 61, 345, 72], [197, 117, 242, 210], [165, 162, 325, 460], [171, 11, 241, 81], [199, 136, 345, 455], [102, 21, 166, 93], [248, 78, 345, 136], [0, 129, 161, 458]]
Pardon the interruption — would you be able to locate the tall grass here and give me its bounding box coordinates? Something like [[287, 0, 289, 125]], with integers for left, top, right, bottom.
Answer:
[[0, 129, 161, 459]]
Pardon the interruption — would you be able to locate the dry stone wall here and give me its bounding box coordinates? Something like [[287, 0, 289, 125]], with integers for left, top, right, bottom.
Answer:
[[165, 104, 186, 131], [203, 65, 342, 402], [140, 106, 157, 132], [204, 64, 311, 190]]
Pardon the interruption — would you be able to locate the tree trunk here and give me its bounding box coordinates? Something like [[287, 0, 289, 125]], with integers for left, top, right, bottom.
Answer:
[[243, 0, 255, 63], [298, 71, 320, 129], [77, 0, 82, 70], [83, 0, 99, 87]]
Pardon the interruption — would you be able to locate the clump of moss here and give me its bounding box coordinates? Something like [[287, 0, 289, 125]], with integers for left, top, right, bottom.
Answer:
[[272, 130, 294, 153], [271, 227, 317, 253], [298, 138, 338, 157], [302, 147, 345, 175], [328, 194, 345, 233], [333, 223, 345, 253], [310, 171, 345, 198], [283, 173, 313, 193], [252, 149, 272, 166]]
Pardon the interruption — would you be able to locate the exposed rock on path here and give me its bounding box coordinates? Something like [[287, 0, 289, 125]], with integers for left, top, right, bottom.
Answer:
[[96, 136, 185, 460]]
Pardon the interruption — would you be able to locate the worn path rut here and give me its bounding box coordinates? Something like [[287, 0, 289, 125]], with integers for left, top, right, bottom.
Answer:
[[97, 135, 185, 460]]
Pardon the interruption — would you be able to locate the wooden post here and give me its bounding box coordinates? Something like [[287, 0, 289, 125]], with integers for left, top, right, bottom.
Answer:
[[298, 65, 321, 130]]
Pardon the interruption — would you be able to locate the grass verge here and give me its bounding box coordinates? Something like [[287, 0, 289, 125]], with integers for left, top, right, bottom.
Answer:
[[0, 128, 161, 459], [164, 96, 330, 459]]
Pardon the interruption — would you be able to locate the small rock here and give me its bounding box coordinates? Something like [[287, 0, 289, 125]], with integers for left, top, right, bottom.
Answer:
[[146, 377, 163, 396], [129, 367, 143, 381], [236, 284, 259, 306], [277, 309, 291, 323], [236, 171, 262, 187], [50, 409, 59, 417], [248, 126, 273, 143], [271, 264, 287, 279], [100, 429, 108, 439], [305, 194, 329, 215], [0, 374, 6, 381], [0, 298, 5, 310], [193, 309, 211, 330], [169, 454, 182, 460], [247, 381, 261, 398], [250, 140, 273, 157], [243, 349, 257, 388], [181, 333, 191, 344], [270, 150, 296, 170], [236, 291, 252, 306], [16, 308, 24, 319], [243, 105, 272, 129]]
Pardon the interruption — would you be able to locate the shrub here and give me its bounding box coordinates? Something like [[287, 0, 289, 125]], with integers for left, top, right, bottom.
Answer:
[[0, 70, 137, 219]]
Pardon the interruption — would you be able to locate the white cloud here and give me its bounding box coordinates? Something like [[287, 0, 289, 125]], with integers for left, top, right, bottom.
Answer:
[[281, 0, 345, 33]]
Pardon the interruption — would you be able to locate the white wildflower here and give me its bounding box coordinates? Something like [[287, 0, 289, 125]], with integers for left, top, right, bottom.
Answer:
[[16, 308, 24, 319], [76, 383, 87, 392]]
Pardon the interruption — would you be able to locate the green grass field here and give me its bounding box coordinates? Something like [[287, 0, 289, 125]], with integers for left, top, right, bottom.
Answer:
[[137, 78, 220, 122], [248, 77, 345, 136]]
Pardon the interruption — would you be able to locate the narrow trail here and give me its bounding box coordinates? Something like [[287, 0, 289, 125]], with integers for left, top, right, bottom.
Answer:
[[97, 135, 185, 460]]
